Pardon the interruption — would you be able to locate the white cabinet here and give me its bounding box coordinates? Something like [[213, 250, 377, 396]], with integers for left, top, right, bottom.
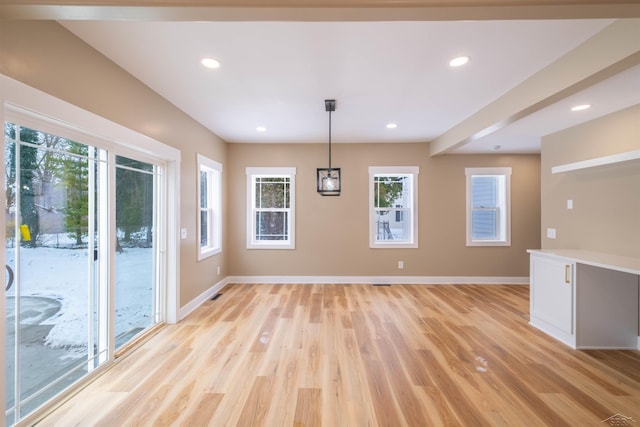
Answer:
[[530, 254, 575, 347], [529, 250, 640, 350]]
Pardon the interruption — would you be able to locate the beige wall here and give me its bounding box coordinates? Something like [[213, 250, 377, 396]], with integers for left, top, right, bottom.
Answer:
[[541, 105, 640, 257], [0, 21, 228, 306], [229, 143, 540, 277]]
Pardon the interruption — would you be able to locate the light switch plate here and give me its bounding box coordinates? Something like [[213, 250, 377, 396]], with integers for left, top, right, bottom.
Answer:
[[547, 228, 556, 239], [180, 228, 187, 239], [567, 199, 573, 209]]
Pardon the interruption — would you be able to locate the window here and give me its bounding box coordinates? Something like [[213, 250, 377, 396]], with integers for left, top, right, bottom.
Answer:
[[369, 166, 419, 248], [246, 167, 296, 249], [465, 167, 512, 246], [197, 154, 222, 259]]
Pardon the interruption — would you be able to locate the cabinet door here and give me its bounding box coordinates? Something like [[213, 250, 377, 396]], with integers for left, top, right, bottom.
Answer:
[[531, 256, 573, 335]]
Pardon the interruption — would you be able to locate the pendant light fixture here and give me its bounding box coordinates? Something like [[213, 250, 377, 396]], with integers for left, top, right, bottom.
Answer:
[[317, 99, 341, 196]]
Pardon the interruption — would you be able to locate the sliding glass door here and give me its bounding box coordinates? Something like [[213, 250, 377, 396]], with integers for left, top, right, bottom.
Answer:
[[4, 121, 164, 426]]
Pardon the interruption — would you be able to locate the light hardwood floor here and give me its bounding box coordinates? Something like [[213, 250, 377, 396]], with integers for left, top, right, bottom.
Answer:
[[38, 283, 640, 426]]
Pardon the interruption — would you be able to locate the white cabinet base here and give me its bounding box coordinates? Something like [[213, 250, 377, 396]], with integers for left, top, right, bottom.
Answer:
[[530, 315, 576, 348], [528, 250, 640, 350]]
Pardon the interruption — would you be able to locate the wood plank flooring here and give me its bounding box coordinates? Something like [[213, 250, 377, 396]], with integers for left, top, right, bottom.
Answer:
[[38, 284, 640, 426]]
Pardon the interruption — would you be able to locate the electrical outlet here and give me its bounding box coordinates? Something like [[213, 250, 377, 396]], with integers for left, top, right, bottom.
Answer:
[[567, 199, 573, 209], [547, 228, 556, 239], [180, 228, 187, 239], [217, 266, 221, 275], [398, 261, 404, 269]]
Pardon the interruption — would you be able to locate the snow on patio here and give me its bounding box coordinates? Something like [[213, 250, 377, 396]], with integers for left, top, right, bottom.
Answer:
[[6, 242, 153, 355]]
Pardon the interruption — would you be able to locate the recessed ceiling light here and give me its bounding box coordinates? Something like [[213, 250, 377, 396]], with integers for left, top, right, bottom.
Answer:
[[201, 58, 221, 69], [256, 126, 267, 132], [449, 56, 470, 67], [386, 123, 398, 129], [571, 104, 591, 112]]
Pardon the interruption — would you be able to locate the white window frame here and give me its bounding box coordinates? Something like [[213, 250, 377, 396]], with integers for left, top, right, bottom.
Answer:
[[197, 154, 222, 260], [246, 167, 296, 249], [369, 166, 419, 249], [465, 167, 512, 247]]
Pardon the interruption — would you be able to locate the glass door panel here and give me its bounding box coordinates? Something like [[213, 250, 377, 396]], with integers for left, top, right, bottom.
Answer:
[[4, 124, 100, 424], [114, 156, 158, 350]]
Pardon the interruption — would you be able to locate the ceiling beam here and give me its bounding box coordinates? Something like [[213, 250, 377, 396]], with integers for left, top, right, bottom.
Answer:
[[1, 1, 639, 21], [429, 19, 640, 156]]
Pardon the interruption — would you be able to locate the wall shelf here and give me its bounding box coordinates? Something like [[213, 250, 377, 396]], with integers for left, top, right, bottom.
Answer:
[[551, 149, 640, 174]]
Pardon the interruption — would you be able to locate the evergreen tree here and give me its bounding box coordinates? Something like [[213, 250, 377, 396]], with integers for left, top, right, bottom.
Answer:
[[62, 142, 89, 245], [116, 158, 154, 246]]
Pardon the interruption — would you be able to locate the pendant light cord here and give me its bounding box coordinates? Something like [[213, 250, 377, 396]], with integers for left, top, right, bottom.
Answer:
[[328, 108, 332, 169]]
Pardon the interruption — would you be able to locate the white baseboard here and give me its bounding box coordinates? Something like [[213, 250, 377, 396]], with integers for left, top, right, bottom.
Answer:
[[226, 275, 529, 285], [178, 277, 230, 321]]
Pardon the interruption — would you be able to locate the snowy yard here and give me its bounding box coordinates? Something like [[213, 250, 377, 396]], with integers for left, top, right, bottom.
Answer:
[[6, 244, 153, 354]]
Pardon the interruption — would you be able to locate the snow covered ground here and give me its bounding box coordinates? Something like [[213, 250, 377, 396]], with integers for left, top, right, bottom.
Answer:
[[6, 242, 153, 355]]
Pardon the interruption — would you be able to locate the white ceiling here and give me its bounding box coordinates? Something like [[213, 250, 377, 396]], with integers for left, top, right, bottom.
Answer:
[[60, 18, 639, 154]]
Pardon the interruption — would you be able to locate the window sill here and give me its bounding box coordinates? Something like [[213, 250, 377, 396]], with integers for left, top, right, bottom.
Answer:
[[370, 242, 418, 249], [198, 247, 221, 261], [467, 240, 511, 247], [247, 242, 295, 250]]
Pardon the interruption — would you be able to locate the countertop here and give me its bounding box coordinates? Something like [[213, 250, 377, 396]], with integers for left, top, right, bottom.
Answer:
[[527, 249, 640, 276]]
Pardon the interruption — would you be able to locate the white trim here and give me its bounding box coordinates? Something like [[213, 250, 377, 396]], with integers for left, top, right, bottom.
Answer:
[[225, 276, 529, 285], [178, 278, 230, 321], [197, 154, 222, 260], [197, 153, 223, 171], [465, 167, 512, 177], [0, 81, 5, 424], [246, 167, 296, 250], [369, 165, 420, 176], [369, 166, 419, 249], [2, 76, 180, 162], [164, 159, 180, 324]]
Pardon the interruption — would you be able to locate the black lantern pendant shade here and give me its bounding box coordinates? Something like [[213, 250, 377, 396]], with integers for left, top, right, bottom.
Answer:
[[317, 99, 341, 196]]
